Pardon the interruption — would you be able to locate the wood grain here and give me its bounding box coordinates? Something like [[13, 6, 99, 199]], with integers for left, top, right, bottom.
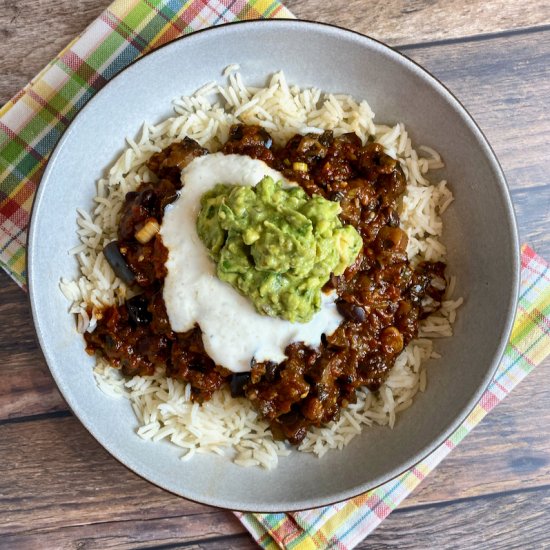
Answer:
[[406, 359, 550, 505], [3, 406, 550, 549], [1, 522, 254, 550], [402, 31, 550, 194], [15, 483, 549, 550], [359, 487, 550, 549], [2, 28, 548, 422], [0, 277, 66, 420], [512, 185, 550, 258], [0, 0, 106, 105], [7, 483, 550, 550], [1, 0, 550, 105], [0, 416, 208, 533], [404, 28, 550, 259], [285, 0, 550, 45], [1, 358, 548, 526]]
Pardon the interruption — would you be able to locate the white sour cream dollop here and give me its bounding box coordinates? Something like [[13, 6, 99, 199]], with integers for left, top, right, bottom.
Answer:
[[160, 153, 343, 372]]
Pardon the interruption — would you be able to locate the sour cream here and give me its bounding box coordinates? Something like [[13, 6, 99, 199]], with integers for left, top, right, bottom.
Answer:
[[160, 153, 343, 372]]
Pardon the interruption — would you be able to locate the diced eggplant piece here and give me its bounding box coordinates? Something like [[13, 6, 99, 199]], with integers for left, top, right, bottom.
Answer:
[[126, 294, 152, 325], [103, 241, 135, 285], [230, 372, 251, 398]]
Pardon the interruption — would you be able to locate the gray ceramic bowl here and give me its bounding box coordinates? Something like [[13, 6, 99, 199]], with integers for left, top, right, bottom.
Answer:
[[28, 20, 519, 512]]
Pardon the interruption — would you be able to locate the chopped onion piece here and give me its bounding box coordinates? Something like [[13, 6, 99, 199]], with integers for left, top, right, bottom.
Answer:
[[135, 218, 160, 244]]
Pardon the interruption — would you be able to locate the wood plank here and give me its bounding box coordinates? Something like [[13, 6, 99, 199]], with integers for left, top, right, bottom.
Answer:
[[512, 185, 550, 259], [403, 30, 550, 192], [358, 486, 550, 549], [1, 29, 549, 420], [4, 469, 550, 548], [0, 275, 66, 420], [1, 1, 548, 548], [0, 353, 549, 537], [0, 416, 209, 534], [406, 356, 550, 506], [0, 0, 106, 105], [1, 1, 550, 105], [285, 0, 550, 46], [1, 513, 249, 550], [6, 486, 550, 550]]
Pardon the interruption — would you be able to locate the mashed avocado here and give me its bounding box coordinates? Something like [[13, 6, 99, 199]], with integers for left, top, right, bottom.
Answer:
[[196, 176, 362, 323]]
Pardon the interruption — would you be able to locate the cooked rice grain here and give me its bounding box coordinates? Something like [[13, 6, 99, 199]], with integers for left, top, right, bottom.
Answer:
[[64, 68, 461, 469]]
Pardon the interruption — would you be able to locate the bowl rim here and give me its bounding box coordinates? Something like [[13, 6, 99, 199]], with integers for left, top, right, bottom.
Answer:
[[27, 18, 521, 512]]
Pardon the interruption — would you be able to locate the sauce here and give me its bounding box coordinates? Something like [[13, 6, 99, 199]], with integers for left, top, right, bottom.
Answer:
[[196, 175, 362, 323], [160, 153, 342, 372], [86, 126, 447, 443]]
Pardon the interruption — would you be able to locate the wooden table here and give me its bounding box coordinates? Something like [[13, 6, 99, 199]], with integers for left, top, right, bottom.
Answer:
[[1, 1, 549, 548]]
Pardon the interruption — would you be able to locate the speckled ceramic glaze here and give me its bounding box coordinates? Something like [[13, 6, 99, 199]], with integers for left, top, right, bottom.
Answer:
[[28, 20, 519, 512]]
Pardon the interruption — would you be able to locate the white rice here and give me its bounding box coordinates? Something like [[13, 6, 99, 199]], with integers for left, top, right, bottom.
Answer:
[[61, 67, 461, 469]]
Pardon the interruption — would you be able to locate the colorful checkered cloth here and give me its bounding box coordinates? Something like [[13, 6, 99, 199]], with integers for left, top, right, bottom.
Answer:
[[0, 0, 294, 287], [237, 246, 550, 548], [1, 2, 549, 549]]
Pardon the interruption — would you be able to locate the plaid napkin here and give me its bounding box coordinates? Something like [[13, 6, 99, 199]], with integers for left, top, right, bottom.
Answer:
[[237, 245, 550, 548], [1, 2, 549, 549], [0, 0, 294, 287]]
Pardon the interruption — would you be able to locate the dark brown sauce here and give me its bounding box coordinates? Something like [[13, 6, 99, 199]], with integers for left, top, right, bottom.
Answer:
[[84, 124, 446, 443]]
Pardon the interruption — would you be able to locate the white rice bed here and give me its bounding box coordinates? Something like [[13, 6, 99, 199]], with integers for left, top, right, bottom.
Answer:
[[60, 67, 462, 469]]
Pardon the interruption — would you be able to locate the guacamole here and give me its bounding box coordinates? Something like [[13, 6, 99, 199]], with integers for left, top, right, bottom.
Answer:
[[196, 176, 362, 323]]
